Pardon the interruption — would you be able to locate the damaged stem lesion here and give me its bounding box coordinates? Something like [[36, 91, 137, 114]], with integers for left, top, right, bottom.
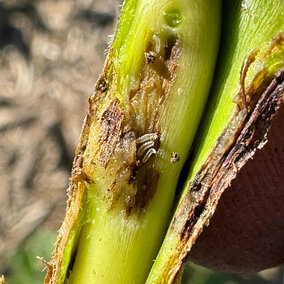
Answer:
[[85, 31, 182, 214]]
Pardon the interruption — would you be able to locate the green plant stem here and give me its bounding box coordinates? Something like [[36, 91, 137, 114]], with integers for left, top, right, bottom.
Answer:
[[48, 0, 221, 283], [147, 0, 284, 282]]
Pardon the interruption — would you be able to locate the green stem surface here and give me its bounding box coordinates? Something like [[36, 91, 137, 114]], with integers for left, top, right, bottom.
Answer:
[[147, 0, 284, 282], [55, 0, 221, 283]]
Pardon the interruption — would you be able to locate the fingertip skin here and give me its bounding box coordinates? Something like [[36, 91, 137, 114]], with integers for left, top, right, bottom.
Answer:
[[189, 104, 284, 273]]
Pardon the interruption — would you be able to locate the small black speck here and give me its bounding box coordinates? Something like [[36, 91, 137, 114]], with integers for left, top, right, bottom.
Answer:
[[146, 51, 156, 64], [170, 152, 180, 163]]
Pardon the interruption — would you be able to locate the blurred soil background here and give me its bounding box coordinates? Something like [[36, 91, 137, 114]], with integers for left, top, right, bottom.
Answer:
[[0, 0, 283, 283]]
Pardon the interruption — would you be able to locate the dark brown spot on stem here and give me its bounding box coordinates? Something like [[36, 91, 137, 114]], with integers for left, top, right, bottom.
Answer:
[[99, 99, 124, 168]]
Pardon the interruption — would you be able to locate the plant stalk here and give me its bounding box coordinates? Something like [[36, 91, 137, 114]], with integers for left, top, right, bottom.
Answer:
[[147, 0, 284, 282], [44, 0, 221, 283]]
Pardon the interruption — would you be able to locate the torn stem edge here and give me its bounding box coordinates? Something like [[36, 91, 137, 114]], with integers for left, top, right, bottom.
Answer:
[[158, 68, 284, 283]]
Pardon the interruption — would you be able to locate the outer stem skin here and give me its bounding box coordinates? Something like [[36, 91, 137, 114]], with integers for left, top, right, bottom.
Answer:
[[64, 0, 221, 283], [188, 0, 284, 180], [147, 0, 284, 282]]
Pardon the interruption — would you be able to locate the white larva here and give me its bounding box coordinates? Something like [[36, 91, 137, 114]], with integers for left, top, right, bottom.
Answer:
[[137, 141, 155, 156], [136, 133, 158, 144], [142, 148, 157, 163], [136, 132, 159, 163]]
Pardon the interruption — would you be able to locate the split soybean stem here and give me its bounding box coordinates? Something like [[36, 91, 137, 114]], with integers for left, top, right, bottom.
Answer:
[[61, 0, 221, 283]]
